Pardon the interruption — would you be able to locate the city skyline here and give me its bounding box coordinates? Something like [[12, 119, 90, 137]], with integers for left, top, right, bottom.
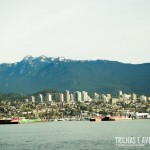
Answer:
[[0, 0, 150, 64]]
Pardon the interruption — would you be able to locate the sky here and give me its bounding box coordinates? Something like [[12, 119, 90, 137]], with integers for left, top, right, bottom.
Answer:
[[0, 0, 150, 64]]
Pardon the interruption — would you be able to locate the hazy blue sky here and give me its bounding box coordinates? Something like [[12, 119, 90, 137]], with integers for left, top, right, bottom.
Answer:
[[0, 0, 149, 64]]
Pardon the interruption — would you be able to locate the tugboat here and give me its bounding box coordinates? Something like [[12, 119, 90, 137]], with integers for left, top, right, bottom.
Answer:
[[90, 117, 102, 121], [90, 118, 97, 121], [101, 115, 115, 121]]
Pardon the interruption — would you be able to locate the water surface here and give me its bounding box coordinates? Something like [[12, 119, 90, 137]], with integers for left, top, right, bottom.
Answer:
[[0, 120, 150, 150]]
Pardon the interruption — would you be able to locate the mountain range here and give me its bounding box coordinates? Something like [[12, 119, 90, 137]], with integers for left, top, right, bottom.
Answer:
[[0, 55, 150, 95]]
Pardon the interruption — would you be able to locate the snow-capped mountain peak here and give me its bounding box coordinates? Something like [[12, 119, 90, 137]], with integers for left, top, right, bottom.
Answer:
[[37, 55, 48, 62], [23, 55, 34, 61], [23, 55, 69, 63]]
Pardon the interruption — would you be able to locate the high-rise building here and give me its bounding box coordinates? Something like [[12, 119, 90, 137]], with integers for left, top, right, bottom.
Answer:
[[60, 93, 64, 102], [101, 94, 107, 101], [93, 92, 99, 100], [74, 91, 82, 102], [64, 90, 70, 103], [117, 90, 123, 98], [45, 93, 52, 102], [81, 91, 88, 101], [107, 94, 111, 99], [131, 93, 137, 101], [37, 94, 43, 102], [30, 96, 35, 103], [70, 94, 74, 102]]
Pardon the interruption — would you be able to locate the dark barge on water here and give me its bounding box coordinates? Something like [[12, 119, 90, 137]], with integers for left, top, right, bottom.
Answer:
[[0, 119, 19, 124]]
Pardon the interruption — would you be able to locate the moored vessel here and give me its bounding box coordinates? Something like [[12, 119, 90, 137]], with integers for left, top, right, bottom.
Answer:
[[0, 119, 19, 124], [101, 116, 115, 121]]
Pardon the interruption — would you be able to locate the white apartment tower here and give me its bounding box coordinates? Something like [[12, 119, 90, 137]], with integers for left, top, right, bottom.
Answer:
[[131, 93, 137, 101], [93, 92, 99, 100], [45, 93, 52, 102], [101, 94, 107, 101], [30, 96, 35, 103], [81, 91, 88, 101], [117, 90, 123, 97], [64, 90, 70, 103], [74, 91, 82, 102], [60, 93, 64, 102], [70, 94, 74, 102], [37, 94, 43, 102]]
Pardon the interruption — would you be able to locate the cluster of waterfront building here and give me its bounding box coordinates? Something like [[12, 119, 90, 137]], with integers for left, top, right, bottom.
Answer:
[[28, 90, 150, 105], [28, 90, 92, 103], [0, 90, 150, 120]]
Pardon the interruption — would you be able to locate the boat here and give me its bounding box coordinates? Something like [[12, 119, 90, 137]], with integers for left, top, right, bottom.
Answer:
[[90, 117, 102, 121], [0, 119, 19, 124], [57, 118, 65, 121], [101, 116, 115, 121], [112, 116, 132, 121], [101, 115, 132, 121], [90, 118, 96, 121], [19, 118, 47, 124]]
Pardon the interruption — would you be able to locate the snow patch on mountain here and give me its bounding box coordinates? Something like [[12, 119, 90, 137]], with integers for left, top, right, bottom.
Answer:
[[23, 55, 34, 61], [37, 55, 49, 62]]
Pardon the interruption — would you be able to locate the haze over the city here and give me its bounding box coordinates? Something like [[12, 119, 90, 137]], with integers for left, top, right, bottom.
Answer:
[[0, 0, 149, 64]]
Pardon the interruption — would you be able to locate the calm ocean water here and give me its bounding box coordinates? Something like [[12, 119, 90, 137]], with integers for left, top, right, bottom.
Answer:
[[0, 120, 150, 150]]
